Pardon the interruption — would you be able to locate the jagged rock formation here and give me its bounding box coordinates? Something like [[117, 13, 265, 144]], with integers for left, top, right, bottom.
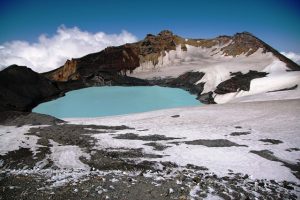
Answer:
[[47, 59, 79, 81], [0, 65, 61, 112]]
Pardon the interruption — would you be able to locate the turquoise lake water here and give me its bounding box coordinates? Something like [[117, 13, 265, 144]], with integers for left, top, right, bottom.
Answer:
[[33, 86, 201, 118]]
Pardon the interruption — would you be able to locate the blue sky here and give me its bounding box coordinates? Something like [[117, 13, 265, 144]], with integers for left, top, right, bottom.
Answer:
[[0, 0, 299, 52]]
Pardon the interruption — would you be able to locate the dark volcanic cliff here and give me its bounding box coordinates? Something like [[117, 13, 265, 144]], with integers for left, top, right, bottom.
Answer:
[[0, 65, 62, 112]]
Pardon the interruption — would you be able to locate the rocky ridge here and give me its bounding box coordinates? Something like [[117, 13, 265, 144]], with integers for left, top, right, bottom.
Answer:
[[44, 30, 299, 82]]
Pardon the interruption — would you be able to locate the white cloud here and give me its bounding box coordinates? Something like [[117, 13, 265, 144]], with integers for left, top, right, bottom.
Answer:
[[0, 25, 138, 72], [281, 52, 300, 64]]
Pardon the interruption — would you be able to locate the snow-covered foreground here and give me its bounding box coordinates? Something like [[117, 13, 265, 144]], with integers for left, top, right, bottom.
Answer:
[[67, 99, 300, 183], [1, 99, 300, 198]]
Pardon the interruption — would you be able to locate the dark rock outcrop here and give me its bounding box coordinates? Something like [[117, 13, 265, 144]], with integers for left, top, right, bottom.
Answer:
[[185, 139, 247, 147], [168, 72, 205, 94], [197, 92, 216, 104], [215, 70, 268, 94], [84, 71, 150, 87], [150, 71, 205, 101], [0, 65, 62, 112], [55, 71, 150, 93], [149, 71, 217, 104]]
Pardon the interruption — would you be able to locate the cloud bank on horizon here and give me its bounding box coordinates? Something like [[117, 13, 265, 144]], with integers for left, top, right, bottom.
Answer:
[[0, 26, 137, 73]]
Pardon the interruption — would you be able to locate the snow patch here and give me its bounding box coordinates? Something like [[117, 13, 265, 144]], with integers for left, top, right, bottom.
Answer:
[[189, 184, 201, 198], [0, 125, 40, 155], [50, 140, 90, 170]]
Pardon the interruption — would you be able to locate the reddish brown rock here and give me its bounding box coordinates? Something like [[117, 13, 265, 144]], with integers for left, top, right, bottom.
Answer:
[[46, 59, 79, 81]]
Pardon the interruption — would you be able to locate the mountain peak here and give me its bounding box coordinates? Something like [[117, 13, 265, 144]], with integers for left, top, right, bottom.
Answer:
[[219, 31, 268, 57], [144, 30, 174, 40], [158, 30, 174, 37], [235, 31, 255, 36]]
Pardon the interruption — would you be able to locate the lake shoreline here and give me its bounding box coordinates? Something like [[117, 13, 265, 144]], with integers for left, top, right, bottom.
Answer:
[[33, 86, 201, 118]]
